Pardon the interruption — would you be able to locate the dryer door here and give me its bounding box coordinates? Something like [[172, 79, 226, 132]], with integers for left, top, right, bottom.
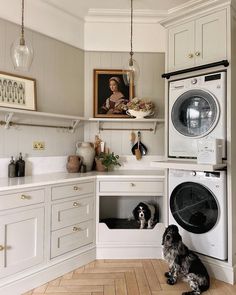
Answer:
[[170, 181, 219, 234], [171, 89, 219, 138]]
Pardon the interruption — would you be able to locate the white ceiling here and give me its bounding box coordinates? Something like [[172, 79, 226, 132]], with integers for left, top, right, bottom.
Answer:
[[42, 0, 193, 19]]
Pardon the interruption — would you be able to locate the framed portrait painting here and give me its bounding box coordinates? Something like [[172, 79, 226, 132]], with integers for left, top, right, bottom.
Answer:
[[0, 71, 36, 111], [93, 69, 134, 118]]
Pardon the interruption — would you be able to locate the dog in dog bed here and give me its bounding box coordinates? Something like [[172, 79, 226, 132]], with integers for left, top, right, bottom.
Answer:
[[162, 224, 210, 295], [132, 202, 158, 229]]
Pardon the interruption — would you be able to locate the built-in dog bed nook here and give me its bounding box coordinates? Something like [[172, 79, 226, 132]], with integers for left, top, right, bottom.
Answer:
[[100, 218, 158, 229]]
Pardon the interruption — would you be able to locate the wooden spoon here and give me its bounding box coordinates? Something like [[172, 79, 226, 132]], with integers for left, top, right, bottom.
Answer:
[[132, 131, 148, 157]]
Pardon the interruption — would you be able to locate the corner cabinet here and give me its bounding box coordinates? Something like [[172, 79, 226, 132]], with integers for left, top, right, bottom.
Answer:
[[168, 9, 227, 71]]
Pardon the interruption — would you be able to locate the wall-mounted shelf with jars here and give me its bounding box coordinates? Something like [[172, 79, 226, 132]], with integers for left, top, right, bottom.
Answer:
[[0, 107, 86, 133], [88, 117, 165, 134]]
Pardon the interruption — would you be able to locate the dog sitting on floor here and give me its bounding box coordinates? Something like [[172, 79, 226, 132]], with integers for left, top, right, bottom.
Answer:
[[162, 224, 210, 295], [132, 202, 158, 229]]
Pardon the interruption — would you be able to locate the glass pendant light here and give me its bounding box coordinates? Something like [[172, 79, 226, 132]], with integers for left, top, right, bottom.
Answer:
[[11, 0, 34, 71], [123, 0, 140, 86]]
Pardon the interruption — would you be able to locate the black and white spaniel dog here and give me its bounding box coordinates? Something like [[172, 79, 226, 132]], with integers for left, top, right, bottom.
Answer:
[[162, 224, 210, 295], [132, 202, 158, 229]]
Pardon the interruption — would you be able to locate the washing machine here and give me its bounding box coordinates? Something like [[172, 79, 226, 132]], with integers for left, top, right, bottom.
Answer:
[[169, 169, 227, 260], [169, 71, 226, 158]]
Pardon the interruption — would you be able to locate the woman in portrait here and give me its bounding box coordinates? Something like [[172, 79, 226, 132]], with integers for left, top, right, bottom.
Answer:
[[101, 77, 129, 114]]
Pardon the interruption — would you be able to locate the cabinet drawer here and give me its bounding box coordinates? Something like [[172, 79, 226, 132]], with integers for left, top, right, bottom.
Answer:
[[51, 196, 94, 230], [51, 220, 94, 258], [51, 181, 94, 201], [0, 189, 45, 211], [99, 181, 164, 194]]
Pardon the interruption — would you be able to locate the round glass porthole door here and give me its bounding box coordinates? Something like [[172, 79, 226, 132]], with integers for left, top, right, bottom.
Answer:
[[170, 182, 219, 234], [171, 89, 219, 137]]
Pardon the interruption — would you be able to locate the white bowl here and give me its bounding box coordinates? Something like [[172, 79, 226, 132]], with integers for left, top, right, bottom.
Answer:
[[126, 109, 154, 119]]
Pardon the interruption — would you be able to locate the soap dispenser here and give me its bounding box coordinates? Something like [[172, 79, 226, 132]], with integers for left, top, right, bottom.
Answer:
[[16, 153, 25, 177], [8, 156, 16, 178]]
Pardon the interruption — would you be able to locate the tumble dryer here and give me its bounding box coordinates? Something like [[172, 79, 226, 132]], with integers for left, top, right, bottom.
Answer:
[[169, 71, 226, 158], [169, 169, 227, 260]]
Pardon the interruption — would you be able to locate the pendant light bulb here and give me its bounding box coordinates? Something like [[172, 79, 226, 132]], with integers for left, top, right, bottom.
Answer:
[[11, 0, 34, 71], [123, 0, 139, 86]]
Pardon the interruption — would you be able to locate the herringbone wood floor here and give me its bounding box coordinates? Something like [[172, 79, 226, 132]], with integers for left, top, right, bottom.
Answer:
[[23, 259, 236, 295]]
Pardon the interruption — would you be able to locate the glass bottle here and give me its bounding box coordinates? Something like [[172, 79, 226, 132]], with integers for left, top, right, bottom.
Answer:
[[8, 156, 16, 178], [16, 153, 25, 177]]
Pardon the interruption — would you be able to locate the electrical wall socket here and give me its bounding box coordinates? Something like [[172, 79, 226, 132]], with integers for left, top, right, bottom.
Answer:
[[33, 141, 45, 150]]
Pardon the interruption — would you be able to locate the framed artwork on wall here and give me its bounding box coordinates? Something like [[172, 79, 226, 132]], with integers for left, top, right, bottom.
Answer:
[[0, 71, 36, 111], [93, 69, 134, 118]]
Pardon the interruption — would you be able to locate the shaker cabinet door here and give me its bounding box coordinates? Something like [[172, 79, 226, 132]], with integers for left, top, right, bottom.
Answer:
[[195, 10, 227, 65], [0, 207, 44, 278], [168, 21, 195, 71]]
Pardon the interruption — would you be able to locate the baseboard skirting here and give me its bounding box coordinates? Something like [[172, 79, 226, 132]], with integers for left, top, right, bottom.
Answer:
[[96, 245, 163, 259], [201, 258, 235, 285], [0, 248, 96, 295]]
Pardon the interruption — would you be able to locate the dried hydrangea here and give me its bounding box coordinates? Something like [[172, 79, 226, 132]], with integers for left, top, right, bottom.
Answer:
[[126, 97, 155, 112]]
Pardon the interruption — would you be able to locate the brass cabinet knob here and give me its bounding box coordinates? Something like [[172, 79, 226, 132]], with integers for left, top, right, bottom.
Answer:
[[0, 245, 4, 251], [195, 51, 201, 56], [73, 186, 79, 191], [72, 226, 80, 232], [188, 53, 194, 58], [130, 183, 136, 187], [73, 202, 80, 207], [21, 195, 30, 200]]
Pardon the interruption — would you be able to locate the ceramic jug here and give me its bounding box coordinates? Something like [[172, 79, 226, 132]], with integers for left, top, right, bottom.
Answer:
[[76, 142, 95, 172], [66, 155, 81, 173]]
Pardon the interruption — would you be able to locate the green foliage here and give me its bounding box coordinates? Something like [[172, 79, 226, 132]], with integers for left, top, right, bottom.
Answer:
[[96, 152, 121, 169]]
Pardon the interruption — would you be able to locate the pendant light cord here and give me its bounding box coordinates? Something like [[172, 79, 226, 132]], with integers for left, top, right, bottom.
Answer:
[[20, 0, 25, 45], [129, 0, 134, 65]]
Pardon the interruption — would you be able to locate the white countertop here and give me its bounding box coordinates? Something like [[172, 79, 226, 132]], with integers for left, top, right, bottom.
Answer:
[[0, 170, 165, 191]]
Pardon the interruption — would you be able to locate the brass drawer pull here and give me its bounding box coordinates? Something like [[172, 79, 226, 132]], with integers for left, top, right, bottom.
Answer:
[[72, 226, 80, 232], [195, 51, 201, 56], [73, 202, 80, 207], [0, 245, 4, 251], [130, 183, 136, 187], [188, 53, 194, 58], [73, 186, 80, 191], [21, 194, 31, 200]]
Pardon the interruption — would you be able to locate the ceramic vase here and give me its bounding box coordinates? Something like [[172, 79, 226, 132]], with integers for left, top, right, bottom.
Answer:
[[76, 142, 95, 172], [66, 155, 81, 173]]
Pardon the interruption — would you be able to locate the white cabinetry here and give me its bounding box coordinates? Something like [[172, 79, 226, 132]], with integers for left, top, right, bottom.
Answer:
[[168, 10, 227, 71], [50, 180, 95, 259], [96, 176, 165, 259], [0, 207, 44, 278], [0, 188, 45, 279]]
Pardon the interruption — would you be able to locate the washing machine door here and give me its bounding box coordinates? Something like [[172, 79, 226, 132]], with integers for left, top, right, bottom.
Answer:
[[171, 89, 219, 138], [170, 182, 219, 234]]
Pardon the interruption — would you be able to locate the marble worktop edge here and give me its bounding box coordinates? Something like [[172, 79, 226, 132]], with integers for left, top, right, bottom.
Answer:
[[0, 170, 165, 192]]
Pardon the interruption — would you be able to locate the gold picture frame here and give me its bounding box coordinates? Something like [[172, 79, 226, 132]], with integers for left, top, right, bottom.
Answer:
[[0, 71, 36, 111], [93, 69, 134, 118]]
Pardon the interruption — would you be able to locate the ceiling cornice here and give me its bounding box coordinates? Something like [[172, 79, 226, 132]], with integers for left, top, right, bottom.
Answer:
[[160, 0, 232, 27], [85, 9, 168, 24]]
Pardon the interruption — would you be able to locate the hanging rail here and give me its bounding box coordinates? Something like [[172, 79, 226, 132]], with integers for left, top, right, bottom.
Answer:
[[99, 127, 154, 132], [162, 60, 229, 79], [0, 120, 74, 131]]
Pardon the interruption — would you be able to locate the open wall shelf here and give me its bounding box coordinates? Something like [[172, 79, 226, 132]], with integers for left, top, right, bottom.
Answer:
[[0, 107, 86, 132], [89, 117, 165, 133]]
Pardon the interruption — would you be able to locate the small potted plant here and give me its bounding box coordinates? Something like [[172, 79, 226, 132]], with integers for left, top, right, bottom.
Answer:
[[95, 152, 121, 172]]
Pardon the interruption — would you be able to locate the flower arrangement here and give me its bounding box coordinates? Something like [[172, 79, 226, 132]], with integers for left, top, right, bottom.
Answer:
[[126, 97, 155, 112]]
